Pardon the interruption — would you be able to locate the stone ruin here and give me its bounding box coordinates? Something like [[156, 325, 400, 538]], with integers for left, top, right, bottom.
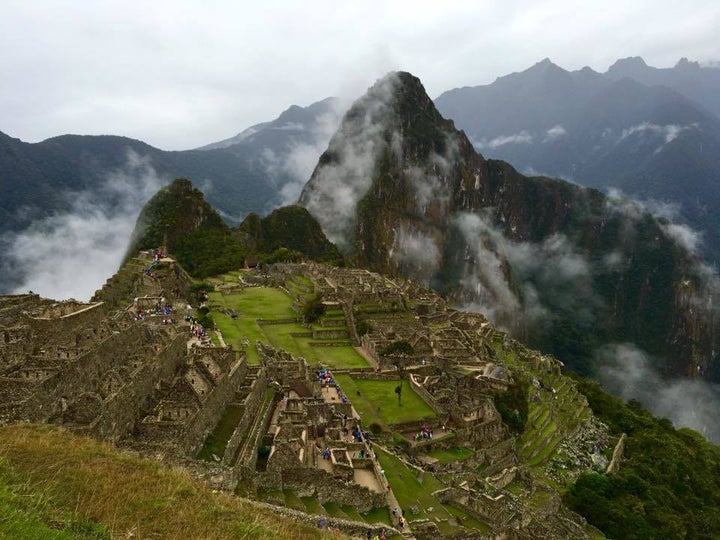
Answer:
[[0, 255, 606, 539]]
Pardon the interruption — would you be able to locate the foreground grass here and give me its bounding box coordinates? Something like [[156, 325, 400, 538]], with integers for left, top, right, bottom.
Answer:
[[0, 425, 341, 540]]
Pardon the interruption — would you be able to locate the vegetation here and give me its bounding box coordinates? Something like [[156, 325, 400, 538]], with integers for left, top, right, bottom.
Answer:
[[334, 375, 436, 427], [197, 405, 244, 461], [0, 424, 341, 540], [492, 374, 529, 433], [207, 283, 368, 369], [238, 205, 344, 266], [567, 376, 720, 539], [302, 294, 326, 323]]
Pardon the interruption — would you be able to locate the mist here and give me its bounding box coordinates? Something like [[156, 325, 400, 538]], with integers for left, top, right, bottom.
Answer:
[[300, 73, 400, 250], [0, 151, 166, 301], [597, 343, 720, 443]]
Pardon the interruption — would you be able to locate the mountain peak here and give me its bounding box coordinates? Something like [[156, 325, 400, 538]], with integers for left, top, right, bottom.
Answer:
[[607, 56, 649, 75], [675, 57, 701, 70]]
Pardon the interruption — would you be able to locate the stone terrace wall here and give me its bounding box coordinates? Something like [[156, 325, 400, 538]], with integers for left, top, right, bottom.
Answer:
[[92, 332, 188, 441], [281, 468, 386, 512], [181, 354, 248, 456], [223, 369, 267, 466], [1, 324, 151, 424]]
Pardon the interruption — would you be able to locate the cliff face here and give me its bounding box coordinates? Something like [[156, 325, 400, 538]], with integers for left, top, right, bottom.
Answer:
[[300, 72, 720, 379]]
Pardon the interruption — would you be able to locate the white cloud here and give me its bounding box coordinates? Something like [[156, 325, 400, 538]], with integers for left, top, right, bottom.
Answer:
[[0, 2, 718, 149], [544, 124, 567, 141], [0, 151, 166, 301], [474, 130, 534, 149], [597, 343, 720, 443], [618, 122, 694, 144], [300, 73, 401, 250]]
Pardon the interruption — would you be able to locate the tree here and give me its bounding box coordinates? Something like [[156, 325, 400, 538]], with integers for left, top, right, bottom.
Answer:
[[381, 340, 415, 407], [302, 294, 326, 323]]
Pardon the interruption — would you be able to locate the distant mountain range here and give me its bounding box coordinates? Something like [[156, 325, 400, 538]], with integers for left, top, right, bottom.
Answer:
[[3, 56, 720, 295], [0, 97, 342, 235], [435, 57, 720, 263]]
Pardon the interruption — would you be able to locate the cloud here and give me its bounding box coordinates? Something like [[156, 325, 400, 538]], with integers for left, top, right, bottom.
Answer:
[[474, 130, 534, 149], [605, 188, 704, 255], [261, 101, 347, 208], [597, 343, 720, 443], [544, 124, 567, 141], [389, 225, 441, 284], [300, 73, 401, 250], [618, 122, 694, 144], [452, 211, 600, 331], [0, 151, 166, 301]]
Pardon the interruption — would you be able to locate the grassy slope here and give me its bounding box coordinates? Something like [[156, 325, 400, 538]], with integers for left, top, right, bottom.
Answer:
[[0, 425, 341, 540]]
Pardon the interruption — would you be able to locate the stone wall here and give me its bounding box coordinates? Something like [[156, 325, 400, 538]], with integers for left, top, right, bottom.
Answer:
[[280, 468, 386, 512], [91, 331, 188, 441], [181, 352, 248, 456], [223, 369, 267, 466], [312, 328, 349, 340]]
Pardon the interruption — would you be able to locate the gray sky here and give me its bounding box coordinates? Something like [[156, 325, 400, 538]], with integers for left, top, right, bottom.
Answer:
[[2, 0, 719, 150]]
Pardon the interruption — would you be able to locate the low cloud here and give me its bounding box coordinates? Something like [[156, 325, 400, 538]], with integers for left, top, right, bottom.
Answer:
[[474, 130, 533, 149], [605, 188, 704, 255], [389, 225, 441, 285], [261, 100, 346, 208], [597, 343, 720, 443], [544, 124, 567, 141], [453, 211, 598, 331], [300, 73, 400, 250], [0, 150, 166, 301], [618, 122, 694, 144]]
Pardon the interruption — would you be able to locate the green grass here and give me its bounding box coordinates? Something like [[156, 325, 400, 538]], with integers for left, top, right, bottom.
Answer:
[[300, 497, 327, 515], [208, 287, 297, 364], [425, 446, 474, 464], [375, 447, 453, 525], [443, 504, 492, 533], [0, 424, 338, 540], [208, 282, 369, 369], [334, 375, 436, 428], [197, 405, 244, 461], [321, 502, 348, 519], [261, 323, 369, 369], [282, 490, 307, 512], [0, 480, 109, 540], [360, 507, 392, 525], [340, 505, 363, 521]]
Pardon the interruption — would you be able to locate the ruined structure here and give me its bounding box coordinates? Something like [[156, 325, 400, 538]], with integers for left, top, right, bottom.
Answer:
[[0, 255, 607, 539]]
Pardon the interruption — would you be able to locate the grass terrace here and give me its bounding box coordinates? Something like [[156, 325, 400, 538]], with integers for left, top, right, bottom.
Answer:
[[425, 446, 475, 464], [206, 274, 370, 369], [334, 375, 436, 429], [197, 404, 244, 461], [375, 446, 490, 535]]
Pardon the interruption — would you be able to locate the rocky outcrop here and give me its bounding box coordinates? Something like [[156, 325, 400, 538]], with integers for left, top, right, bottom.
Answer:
[[300, 71, 720, 380]]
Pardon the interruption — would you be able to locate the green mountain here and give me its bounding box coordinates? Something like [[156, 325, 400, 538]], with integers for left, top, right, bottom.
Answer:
[[127, 178, 341, 278], [300, 71, 720, 381]]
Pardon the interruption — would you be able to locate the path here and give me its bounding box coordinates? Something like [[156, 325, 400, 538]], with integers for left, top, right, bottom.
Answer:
[[354, 345, 378, 369]]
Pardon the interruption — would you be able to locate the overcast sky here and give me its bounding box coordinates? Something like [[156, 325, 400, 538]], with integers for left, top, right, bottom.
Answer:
[[1, 0, 719, 150]]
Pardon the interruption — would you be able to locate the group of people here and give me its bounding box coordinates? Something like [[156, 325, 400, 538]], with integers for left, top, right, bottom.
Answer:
[[132, 303, 174, 325], [184, 315, 207, 339], [316, 367, 335, 386], [414, 425, 434, 440]]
